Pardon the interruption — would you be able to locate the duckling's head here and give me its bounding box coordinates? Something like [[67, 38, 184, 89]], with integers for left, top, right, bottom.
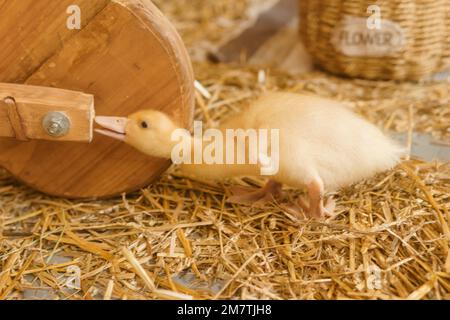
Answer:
[[95, 110, 183, 159]]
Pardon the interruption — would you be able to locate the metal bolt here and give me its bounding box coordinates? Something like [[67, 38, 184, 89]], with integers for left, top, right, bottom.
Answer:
[[42, 112, 71, 137]]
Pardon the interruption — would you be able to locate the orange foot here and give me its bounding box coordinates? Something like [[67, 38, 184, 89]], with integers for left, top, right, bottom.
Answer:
[[282, 177, 337, 220], [227, 180, 283, 206]]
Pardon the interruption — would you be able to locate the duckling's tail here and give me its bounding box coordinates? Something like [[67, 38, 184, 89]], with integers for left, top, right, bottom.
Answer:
[[373, 137, 407, 173]]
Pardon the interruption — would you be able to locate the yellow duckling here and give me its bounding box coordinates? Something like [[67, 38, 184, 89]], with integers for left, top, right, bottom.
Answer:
[[95, 92, 404, 219]]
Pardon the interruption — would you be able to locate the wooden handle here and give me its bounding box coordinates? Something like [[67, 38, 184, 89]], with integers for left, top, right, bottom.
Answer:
[[0, 83, 94, 142]]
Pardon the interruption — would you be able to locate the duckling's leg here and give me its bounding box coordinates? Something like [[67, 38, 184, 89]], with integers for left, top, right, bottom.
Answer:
[[227, 180, 283, 206], [303, 177, 336, 219]]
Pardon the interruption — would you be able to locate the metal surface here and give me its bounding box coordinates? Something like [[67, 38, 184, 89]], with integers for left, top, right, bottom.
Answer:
[[42, 112, 71, 137]]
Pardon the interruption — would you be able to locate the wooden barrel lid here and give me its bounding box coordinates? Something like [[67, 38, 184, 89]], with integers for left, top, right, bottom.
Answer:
[[0, 0, 195, 198]]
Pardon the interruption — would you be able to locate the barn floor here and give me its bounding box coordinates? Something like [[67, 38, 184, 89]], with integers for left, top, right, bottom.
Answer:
[[1, 0, 449, 300]]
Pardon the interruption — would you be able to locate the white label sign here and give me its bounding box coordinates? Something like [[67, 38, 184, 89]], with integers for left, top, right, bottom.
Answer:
[[332, 15, 406, 57]]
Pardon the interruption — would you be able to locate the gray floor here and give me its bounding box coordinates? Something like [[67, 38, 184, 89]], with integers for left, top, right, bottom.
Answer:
[[392, 132, 450, 162]]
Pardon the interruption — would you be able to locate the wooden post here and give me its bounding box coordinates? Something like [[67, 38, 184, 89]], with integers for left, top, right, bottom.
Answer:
[[0, 83, 94, 142]]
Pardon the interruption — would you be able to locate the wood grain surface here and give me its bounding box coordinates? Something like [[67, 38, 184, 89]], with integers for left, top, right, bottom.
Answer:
[[0, 0, 195, 198], [0, 83, 94, 142]]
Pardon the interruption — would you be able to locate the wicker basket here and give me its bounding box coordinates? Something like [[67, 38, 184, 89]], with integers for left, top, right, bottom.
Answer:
[[299, 0, 450, 81]]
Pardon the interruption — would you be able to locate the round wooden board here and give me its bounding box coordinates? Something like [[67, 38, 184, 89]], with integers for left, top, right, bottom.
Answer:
[[0, 0, 195, 198]]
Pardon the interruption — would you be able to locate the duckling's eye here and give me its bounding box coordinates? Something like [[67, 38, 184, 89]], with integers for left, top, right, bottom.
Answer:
[[140, 121, 149, 129]]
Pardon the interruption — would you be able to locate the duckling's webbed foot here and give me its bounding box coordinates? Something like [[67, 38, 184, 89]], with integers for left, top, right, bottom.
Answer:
[[300, 177, 336, 219], [227, 180, 283, 206]]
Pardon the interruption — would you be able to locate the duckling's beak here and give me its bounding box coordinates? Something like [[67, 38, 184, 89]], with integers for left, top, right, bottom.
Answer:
[[95, 116, 129, 141]]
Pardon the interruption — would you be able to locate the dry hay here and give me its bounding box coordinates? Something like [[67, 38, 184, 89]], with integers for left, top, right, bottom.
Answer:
[[1, 0, 450, 300], [1, 62, 449, 300]]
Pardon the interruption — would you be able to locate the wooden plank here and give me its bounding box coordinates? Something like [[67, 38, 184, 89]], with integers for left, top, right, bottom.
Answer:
[[0, 0, 109, 83], [0, 83, 94, 142], [208, 0, 313, 75], [209, 0, 297, 63]]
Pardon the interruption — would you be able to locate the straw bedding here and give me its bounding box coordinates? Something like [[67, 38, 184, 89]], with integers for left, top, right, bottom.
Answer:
[[0, 0, 449, 300]]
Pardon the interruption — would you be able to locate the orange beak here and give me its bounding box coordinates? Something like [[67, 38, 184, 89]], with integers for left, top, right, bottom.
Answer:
[[95, 116, 129, 141]]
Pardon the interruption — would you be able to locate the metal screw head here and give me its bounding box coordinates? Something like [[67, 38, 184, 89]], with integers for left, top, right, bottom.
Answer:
[[42, 112, 71, 137]]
